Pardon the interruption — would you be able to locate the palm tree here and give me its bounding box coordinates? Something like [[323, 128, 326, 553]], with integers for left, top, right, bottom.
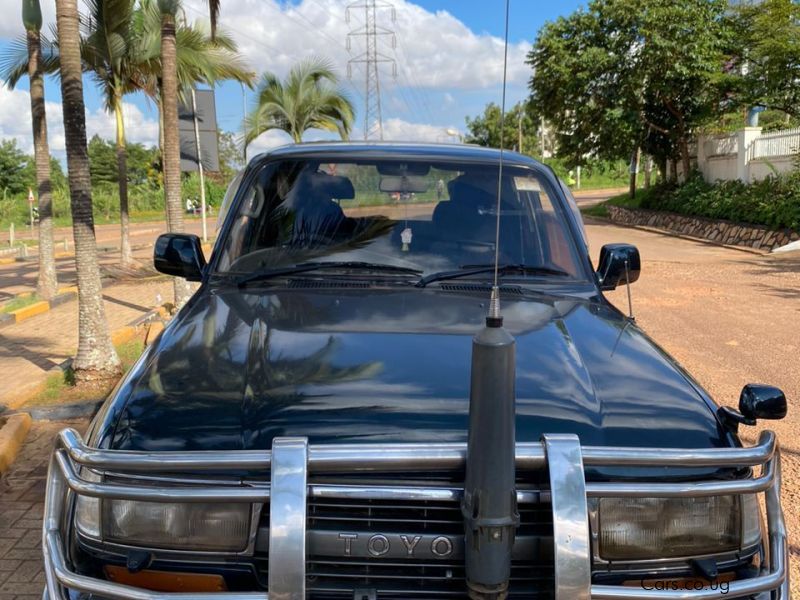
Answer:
[[244, 59, 355, 145], [143, 0, 252, 305], [131, 0, 254, 103], [157, 0, 193, 305], [81, 0, 137, 266], [0, 1, 59, 299], [55, 0, 121, 382]]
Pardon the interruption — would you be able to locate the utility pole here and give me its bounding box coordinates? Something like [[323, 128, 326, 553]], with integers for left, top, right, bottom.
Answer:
[[540, 116, 545, 158], [518, 111, 523, 154], [190, 88, 208, 242], [347, 0, 397, 140]]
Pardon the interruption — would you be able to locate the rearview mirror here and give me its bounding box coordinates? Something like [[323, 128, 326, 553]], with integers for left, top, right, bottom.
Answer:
[[718, 384, 787, 432], [596, 244, 641, 291], [739, 384, 787, 421], [153, 233, 206, 281]]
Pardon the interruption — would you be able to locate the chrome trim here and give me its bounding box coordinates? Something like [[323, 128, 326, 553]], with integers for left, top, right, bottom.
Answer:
[[268, 438, 307, 600], [544, 434, 591, 600], [42, 429, 786, 599], [586, 457, 775, 497], [55, 449, 267, 503], [308, 483, 545, 504], [57, 428, 776, 472]]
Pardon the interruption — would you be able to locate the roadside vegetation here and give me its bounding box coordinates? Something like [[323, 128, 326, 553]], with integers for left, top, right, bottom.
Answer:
[[0, 293, 41, 314], [587, 171, 800, 231], [0, 134, 238, 231], [20, 333, 146, 408]]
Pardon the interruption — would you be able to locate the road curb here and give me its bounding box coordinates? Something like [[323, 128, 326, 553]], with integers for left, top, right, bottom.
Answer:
[[0, 413, 32, 474], [1, 300, 169, 424], [0, 290, 78, 329], [582, 216, 766, 256]]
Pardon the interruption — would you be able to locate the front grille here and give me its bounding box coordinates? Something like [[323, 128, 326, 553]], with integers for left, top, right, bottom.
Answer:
[[306, 558, 554, 599], [256, 492, 554, 598]]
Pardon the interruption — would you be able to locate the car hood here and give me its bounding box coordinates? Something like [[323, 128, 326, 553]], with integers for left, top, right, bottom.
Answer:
[[97, 286, 727, 452]]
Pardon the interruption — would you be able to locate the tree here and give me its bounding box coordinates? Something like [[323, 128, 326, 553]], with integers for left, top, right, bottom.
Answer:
[[87, 136, 118, 186], [81, 0, 139, 266], [158, 0, 193, 305], [0, 140, 32, 196], [733, 0, 800, 118], [464, 102, 538, 155], [55, 0, 121, 382], [218, 130, 243, 179], [529, 0, 733, 183], [244, 59, 355, 145], [21, 0, 59, 298]]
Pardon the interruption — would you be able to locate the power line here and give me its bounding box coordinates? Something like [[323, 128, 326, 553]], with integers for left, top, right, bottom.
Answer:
[[182, 2, 366, 106]]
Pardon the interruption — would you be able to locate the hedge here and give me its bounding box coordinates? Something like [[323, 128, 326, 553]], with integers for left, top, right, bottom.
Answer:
[[630, 171, 800, 231]]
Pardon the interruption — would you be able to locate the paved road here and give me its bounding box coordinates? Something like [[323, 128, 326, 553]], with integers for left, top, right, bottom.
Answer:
[[1, 208, 798, 597], [0, 220, 205, 299]]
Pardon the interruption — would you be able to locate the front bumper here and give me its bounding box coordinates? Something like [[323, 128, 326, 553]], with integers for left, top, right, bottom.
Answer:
[[42, 429, 789, 599]]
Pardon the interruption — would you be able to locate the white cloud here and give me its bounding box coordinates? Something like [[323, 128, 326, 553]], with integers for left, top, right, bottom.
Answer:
[[382, 118, 457, 142], [0, 1, 57, 39], [0, 84, 160, 158], [182, 0, 530, 91]]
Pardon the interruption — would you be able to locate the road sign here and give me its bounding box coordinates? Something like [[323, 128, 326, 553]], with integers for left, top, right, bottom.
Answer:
[[28, 189, 34, 205], [178, 89, 220, 173]]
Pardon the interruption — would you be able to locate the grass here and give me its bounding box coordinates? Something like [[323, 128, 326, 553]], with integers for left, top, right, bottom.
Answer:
[[580, 188, 656, 219], [20, 335, 147, 408], [581, 203, 610, 218], [0, 293, 41, 314]]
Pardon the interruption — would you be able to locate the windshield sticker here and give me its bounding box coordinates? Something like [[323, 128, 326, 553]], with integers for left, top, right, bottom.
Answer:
[[515, 176, 541, 192]]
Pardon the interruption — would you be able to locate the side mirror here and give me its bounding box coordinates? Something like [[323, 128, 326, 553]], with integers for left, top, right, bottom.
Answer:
[[718, 384, 787, 432], [597, 243, 641, 291], [739, 384, 787, 421], [153, 233, 206, 281]]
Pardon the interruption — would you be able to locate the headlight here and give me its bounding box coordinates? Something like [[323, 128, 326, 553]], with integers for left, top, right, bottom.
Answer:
[[598, 495, 762, 561], [73, 469, 252, 553], [103, 500, 252, 552], [74, 469, 101, 539]]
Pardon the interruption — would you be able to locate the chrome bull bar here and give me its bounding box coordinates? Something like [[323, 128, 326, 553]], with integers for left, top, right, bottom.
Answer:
[[43, 429, 789, 600]]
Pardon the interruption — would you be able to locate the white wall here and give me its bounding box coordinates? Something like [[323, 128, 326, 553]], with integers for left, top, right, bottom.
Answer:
[[748, 157, 796, 181], [703, 156, 738, 182], [696, 128, 798, 183]]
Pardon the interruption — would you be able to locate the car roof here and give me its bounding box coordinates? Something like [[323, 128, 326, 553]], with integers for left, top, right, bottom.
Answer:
[[252, 141, 545, 170]]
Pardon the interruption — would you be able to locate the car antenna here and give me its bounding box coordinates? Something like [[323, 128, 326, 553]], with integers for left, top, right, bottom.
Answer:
[[461, 1, 520, 598]]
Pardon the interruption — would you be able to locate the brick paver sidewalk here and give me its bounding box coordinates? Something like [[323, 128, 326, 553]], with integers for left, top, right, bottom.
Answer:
[[0, 278, 173, 410], [0, 419, 88, 599]]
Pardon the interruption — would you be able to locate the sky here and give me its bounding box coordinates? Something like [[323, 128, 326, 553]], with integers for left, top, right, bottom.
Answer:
[[0, 0, 585, 161]]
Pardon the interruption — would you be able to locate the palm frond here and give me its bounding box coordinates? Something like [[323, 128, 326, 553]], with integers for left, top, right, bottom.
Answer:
[[0, 32, 60, 89], [245, 58, 354, 144]]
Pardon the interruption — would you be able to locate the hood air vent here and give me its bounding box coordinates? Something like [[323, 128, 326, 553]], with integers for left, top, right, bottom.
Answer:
[[289, 279, 371, 289], [439, 284, 523, 296]]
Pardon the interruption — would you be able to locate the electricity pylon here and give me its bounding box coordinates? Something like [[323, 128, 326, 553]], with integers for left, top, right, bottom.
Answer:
[[346, 0, 397, 140]]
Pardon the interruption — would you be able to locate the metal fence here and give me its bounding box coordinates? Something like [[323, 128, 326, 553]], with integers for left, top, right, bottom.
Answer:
[[750, 127, 800, 160]]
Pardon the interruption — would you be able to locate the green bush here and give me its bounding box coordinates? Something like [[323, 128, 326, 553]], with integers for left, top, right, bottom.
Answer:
[[634, 171, 800, 230]]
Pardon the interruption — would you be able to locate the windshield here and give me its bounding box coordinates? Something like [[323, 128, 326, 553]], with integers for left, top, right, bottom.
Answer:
[[215, 158, 584, 282]]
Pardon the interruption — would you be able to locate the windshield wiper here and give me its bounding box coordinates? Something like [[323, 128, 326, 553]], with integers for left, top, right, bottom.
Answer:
[[235, 261, 422, 288], [415, 263, 570, 288]]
